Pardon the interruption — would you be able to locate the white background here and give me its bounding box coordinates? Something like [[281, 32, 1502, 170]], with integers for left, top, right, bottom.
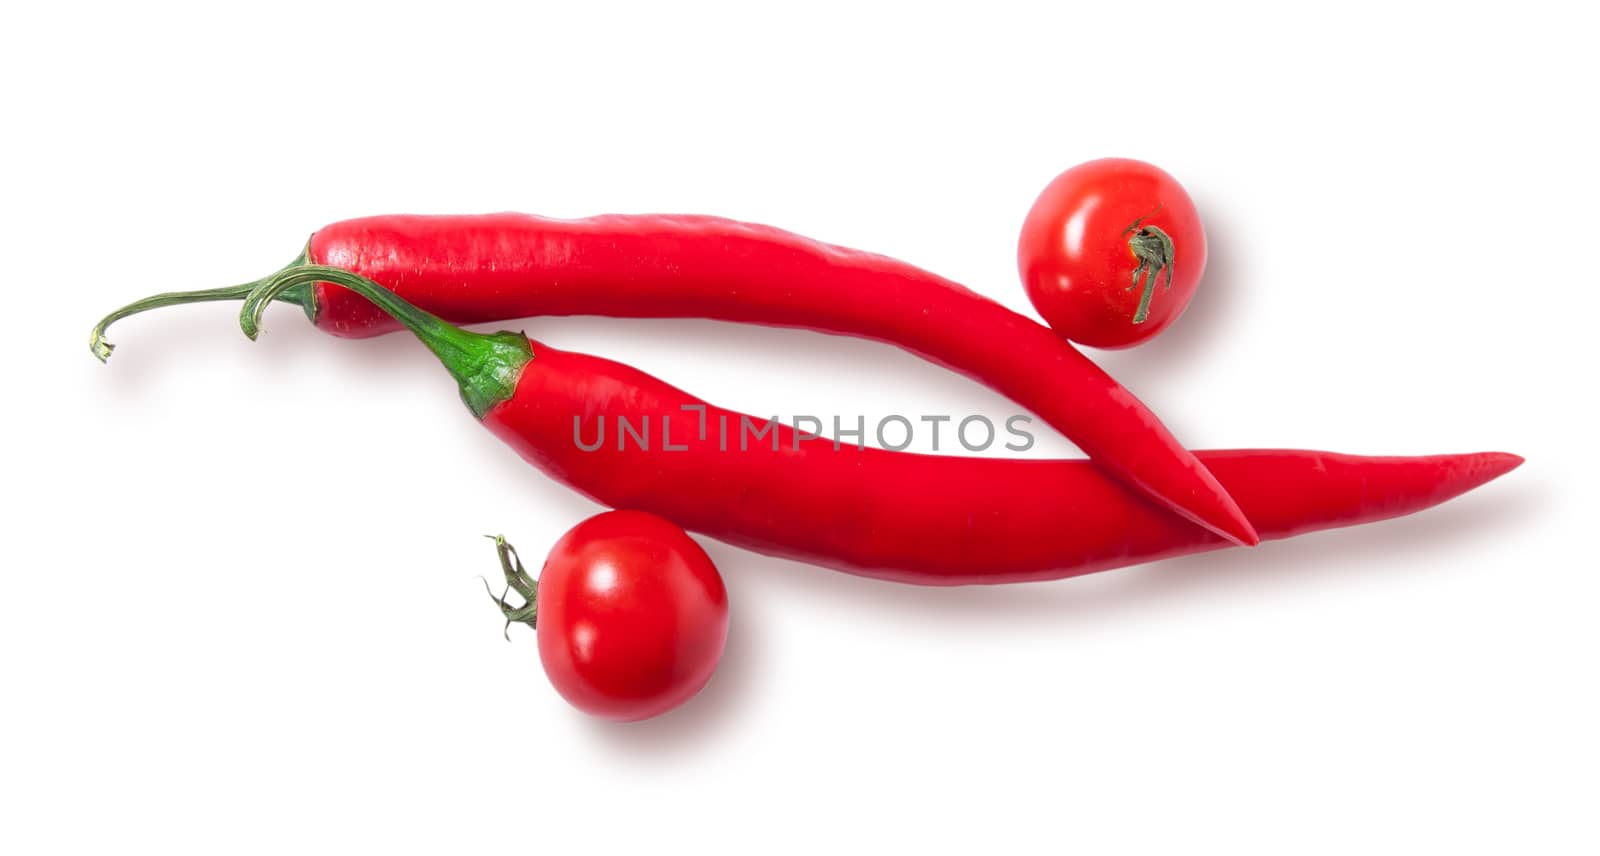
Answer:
[[2, 2, 1595, 853]]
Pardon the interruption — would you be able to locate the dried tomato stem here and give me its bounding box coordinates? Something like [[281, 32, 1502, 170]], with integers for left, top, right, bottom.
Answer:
[[483, 535, 537, 638]]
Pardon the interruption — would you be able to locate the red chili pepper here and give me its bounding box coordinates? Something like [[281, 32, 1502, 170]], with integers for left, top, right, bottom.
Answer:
[[90, 214, 1260, 546], [230, 267, 1518, 586]]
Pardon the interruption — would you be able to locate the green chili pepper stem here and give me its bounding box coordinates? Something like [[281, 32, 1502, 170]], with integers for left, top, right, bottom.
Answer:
[[240, 265, 532, 420], [89, 246, 316, 362]]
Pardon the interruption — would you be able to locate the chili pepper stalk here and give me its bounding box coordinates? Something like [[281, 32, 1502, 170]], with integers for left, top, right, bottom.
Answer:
[[88, 246, 317, 363], [241, 265, 531, 418]]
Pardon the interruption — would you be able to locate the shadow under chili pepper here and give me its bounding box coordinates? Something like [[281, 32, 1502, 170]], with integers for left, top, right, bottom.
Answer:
[[523, 313, 1024, 432], [564, 478, 1538, 749], [89, 297, 450, 405], [728, 477, 1543, 630], [88, 302, 319, 390]]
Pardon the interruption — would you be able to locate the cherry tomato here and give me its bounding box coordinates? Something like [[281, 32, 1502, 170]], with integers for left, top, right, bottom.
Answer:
[[1018, 158, 1207, 349], [491, 511, 729, 721]]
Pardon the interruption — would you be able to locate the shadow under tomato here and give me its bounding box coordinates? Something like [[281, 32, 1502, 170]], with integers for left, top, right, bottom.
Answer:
[[574, 540, 766, 751]]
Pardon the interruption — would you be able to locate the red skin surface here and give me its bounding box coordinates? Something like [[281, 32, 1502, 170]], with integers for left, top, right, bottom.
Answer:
[[535, 511, 729, 722], [1019, 159, 1206, 348], [482, 339, 1521, 586], [305, 213, 1258, 547]]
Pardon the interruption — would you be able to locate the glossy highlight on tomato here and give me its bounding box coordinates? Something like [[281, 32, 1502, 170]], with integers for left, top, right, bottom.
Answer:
[[522, 511, 728, 722], [1018, 158, 1207, 349]]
